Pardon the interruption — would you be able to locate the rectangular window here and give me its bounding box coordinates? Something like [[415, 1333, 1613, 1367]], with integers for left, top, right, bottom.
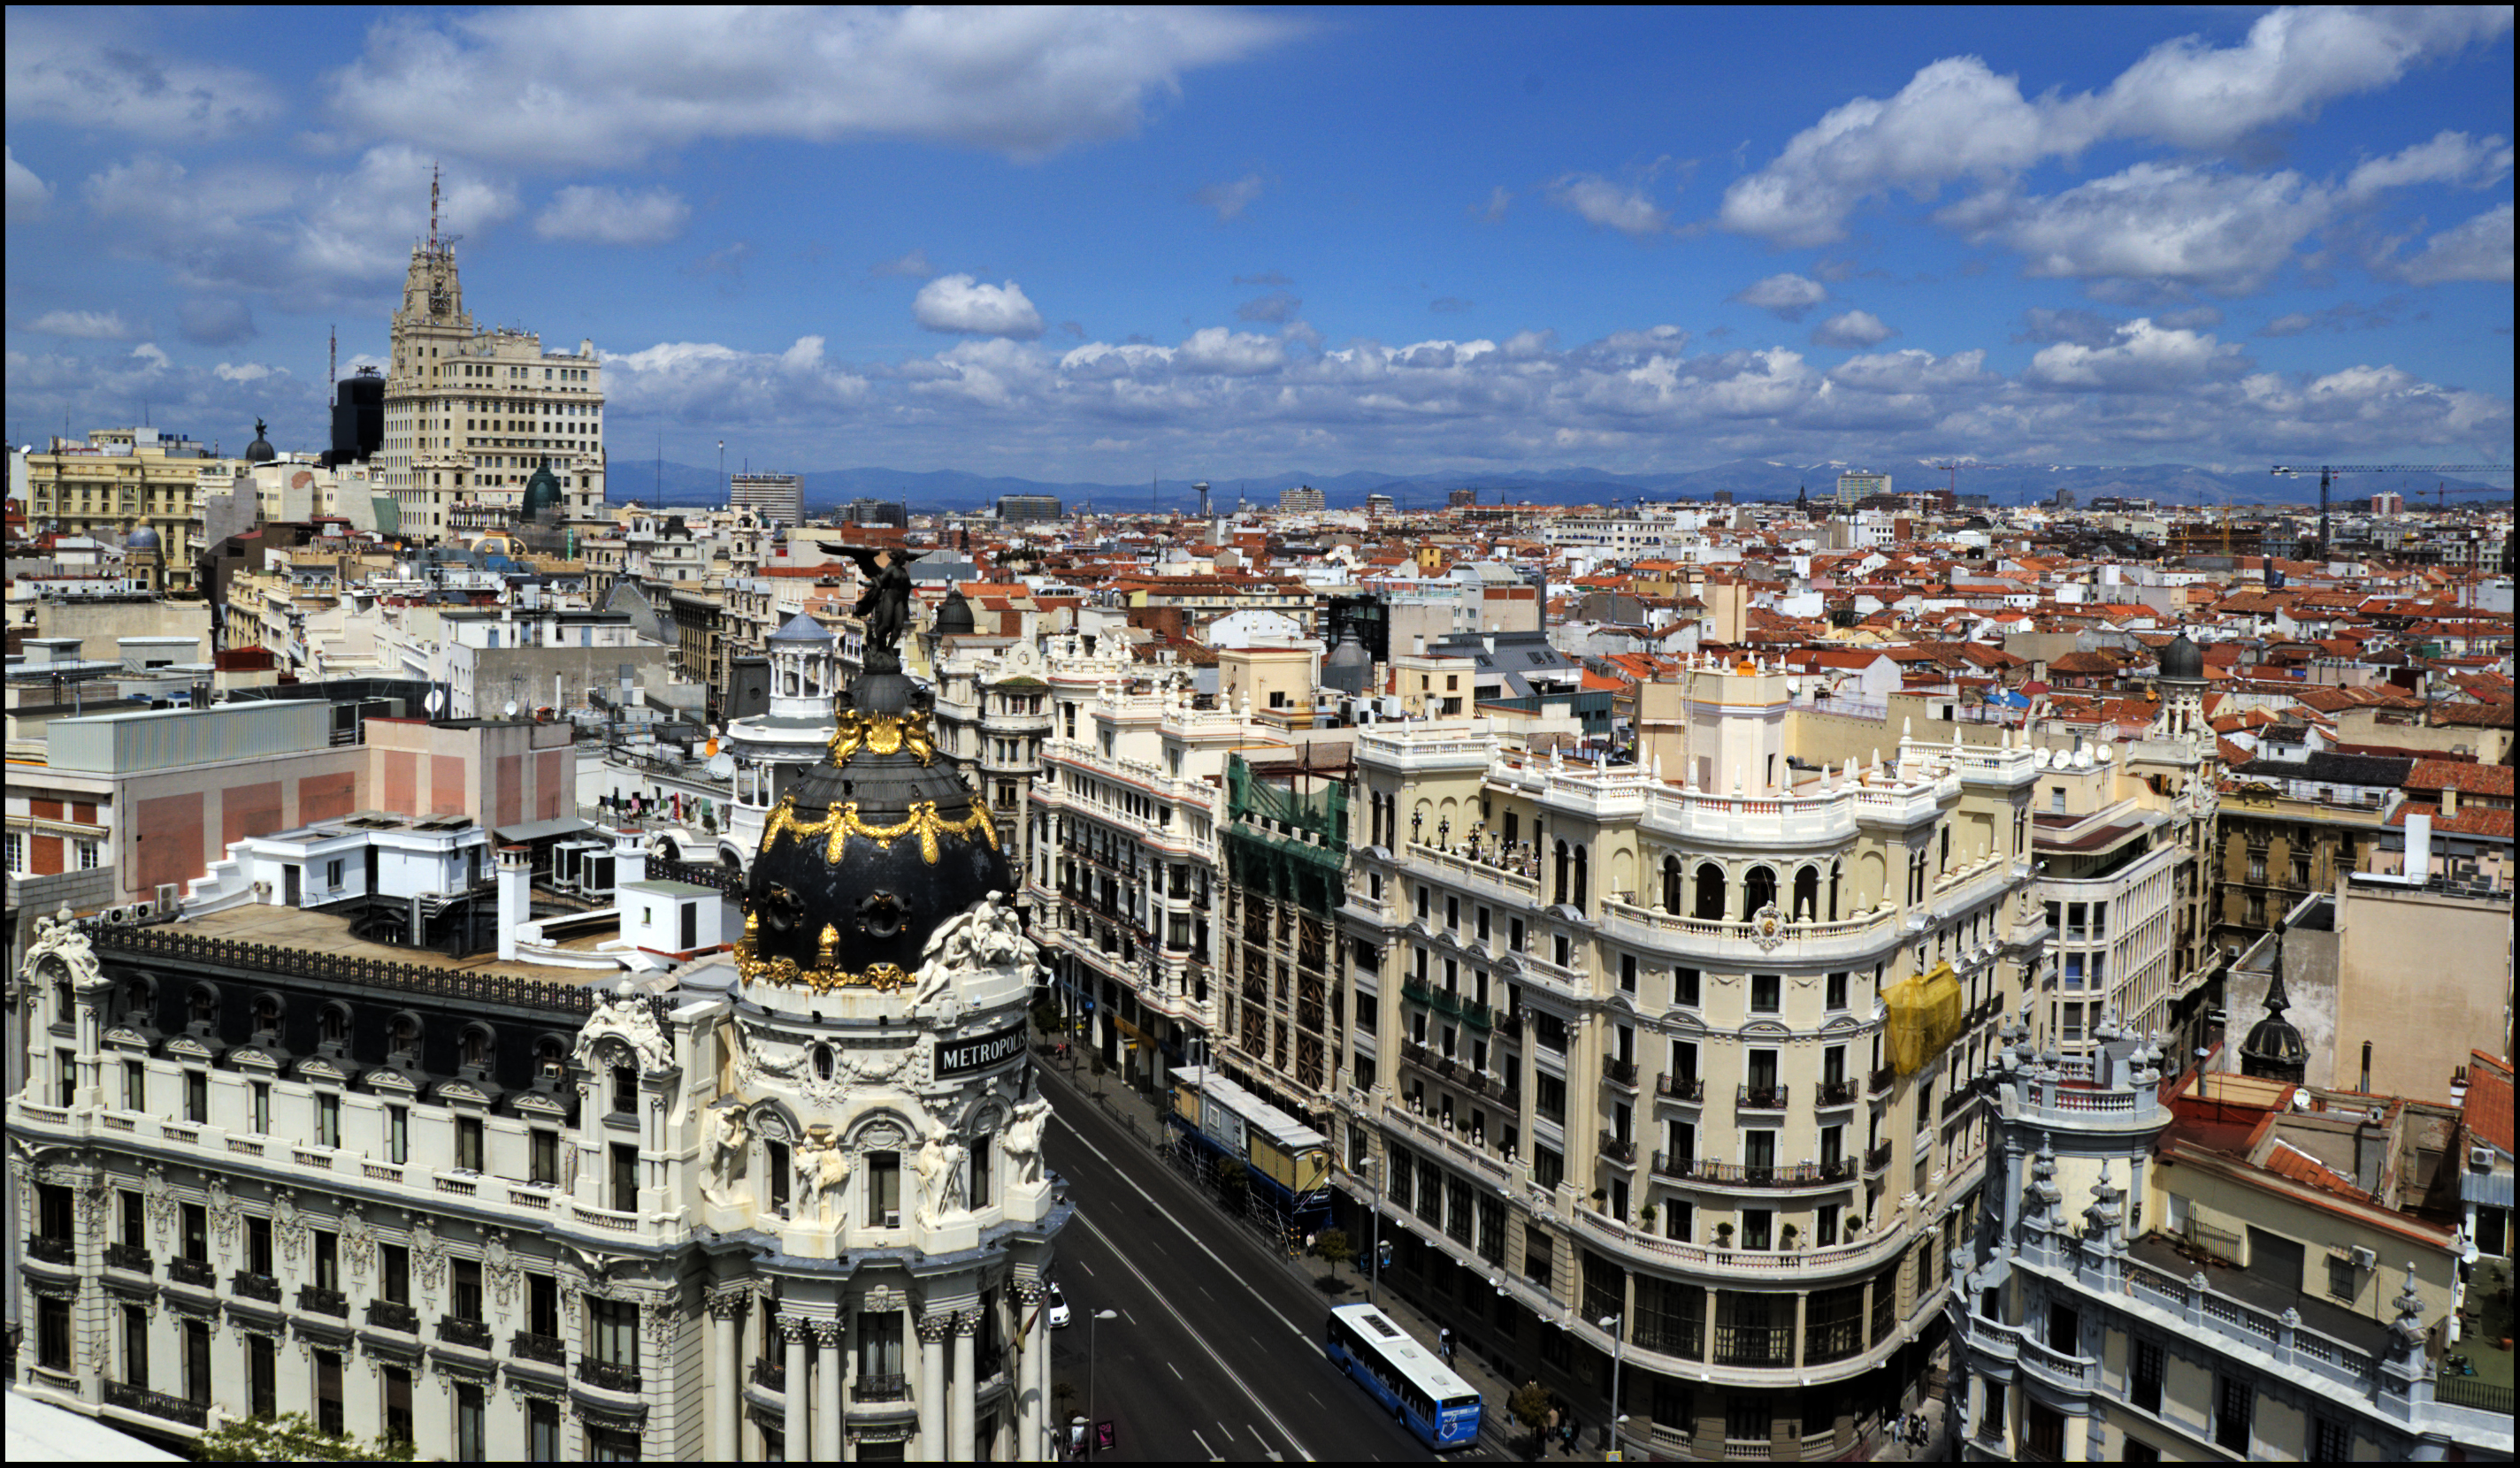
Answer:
[[532, 1128, 559, 1185], [453, 1258, 483, 1323], [1533, 1144, 1562, 1190], [1826, 971, 1849, 1010], [869, 1151, 902, 1227], [250, 1081, 272, 1135], [381, 1242, 410, 1304], [590, 1297, 637, 1366], [121, 1189, 145, 1250], [611, 1065, 637, 1113], [454, 1381, 485, 1461], [316, 1092, 341, 1149], [182, 1202, 209, 1264], [969, 1141, 992, 1212], [314, 1228, 339, 1292], [249, 1334, 277, 1418], [384, 1365, 415, 1448], [124, 1304, 150, 1390], [2216, 1376, 2253, 1453], [529, 1401, 562, 1462], [248, 1215, 273, 1277], [388, 1105, 410, 1165], [186, 1069, 208, 1123], [316, 1349, 345, 1435], [124, 1059, 146, 1112], [1673, 967, 1700, 1006], [610, 1143, 638, 1212], [456, 1115, 485, 1172], [1620, 954, 1637, 993], [1750, 973, 1781, 1013]]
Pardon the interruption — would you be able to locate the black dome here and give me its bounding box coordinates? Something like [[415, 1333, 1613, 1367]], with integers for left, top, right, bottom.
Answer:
[[521, 460, 563, 522], [934, 587, 976, 637], [2238, 931, 2309, 1083], [740, 670, 1009, 985], [2158, 632, 2204, 681]]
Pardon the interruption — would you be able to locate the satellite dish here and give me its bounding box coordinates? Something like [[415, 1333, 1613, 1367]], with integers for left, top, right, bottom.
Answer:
[[425, 690, 446, 716], [503, 700, 519, 719], [707, 753, 736, 779]]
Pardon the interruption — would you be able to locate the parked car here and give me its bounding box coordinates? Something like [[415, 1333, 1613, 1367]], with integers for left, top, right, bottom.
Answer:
[[1046, 1282, 1072, 1328]]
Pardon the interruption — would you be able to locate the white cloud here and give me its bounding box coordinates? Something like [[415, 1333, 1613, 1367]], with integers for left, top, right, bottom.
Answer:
[[1733, 273, 1828, 321], [1549, 174, 1669, 238], [1720, 8, 2511, 247], [1475, 186, 1513, 223], [534, 185, 690, 245], [2024, 317, 2248, 391], [2343, 130, 2513, 203], [325, 8, 1294, 167], [2379, 202, 2515, 285], [1176, 326, 1287, 376], [5, 145, 52, 218], [1235, 292, 1302, 325], [604, 336, 869, 424], [913, 275, 1045, 339], [213, 361, 274, 383], [1196, 173, 1264, 222], [1811, 310, 1895, 348], [1951, 163, 2333, 294], [872, 248, 938, 279], [4, 16, 284, 140], [27, 309, 137, 340]]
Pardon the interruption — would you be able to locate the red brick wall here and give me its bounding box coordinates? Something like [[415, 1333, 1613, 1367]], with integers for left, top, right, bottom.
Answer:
[[135, 791, 204, 894], [300, 770, 356, 824], [223, 782, 282, 850], [431, 754, 466, 817], [383, 750, 417, 814], [537, 749, 566, 821], [495, 753, 524, 830]]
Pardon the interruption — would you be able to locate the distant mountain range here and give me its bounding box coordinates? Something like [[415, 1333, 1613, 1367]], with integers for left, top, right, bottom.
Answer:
[[602, 456, 2509, 516]]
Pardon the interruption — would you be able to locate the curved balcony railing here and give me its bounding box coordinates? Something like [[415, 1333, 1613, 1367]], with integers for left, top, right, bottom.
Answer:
[[513, 1331, 567, 1366], [366, 1300, 419, 1334], [1736, 1084, 1789, 1112], [231, 1270, 280, 1303], [576, 1357, 640, 1393], [299, 1285, 349, 1318], [437, 1317, 491, 1349], [167, 1258, 217, 1288], [1656, 1074, 1704, 1103]]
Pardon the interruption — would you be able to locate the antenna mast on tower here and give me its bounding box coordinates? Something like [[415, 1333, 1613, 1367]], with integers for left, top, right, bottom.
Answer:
[[329, 325, 337, 389], [429, 163, 440, 252]]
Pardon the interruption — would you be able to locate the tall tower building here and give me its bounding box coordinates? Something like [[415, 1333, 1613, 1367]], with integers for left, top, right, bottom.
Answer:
[[382, 168, 609, 542]]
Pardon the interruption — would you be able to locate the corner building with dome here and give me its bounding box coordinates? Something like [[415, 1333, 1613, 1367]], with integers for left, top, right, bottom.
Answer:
[[8, 634, 1069, 1459]]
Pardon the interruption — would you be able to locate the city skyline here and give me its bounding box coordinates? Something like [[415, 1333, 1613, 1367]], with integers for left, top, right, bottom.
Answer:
[[4, 6, 2513, 479]]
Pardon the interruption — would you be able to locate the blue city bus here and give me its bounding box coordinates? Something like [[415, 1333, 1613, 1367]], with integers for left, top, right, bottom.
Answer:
[[1324, 1304, 1482, 1449]]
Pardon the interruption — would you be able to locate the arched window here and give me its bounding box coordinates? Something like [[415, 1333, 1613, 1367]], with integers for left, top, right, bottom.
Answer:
[[1828, 861, 1842, 922], [188, 984, 220, 1026], [318, 1003, 350, 1045], [252, 993, 284, 1036], [1662, 855, 1683, 914], [1744, 866, 1778, 919], [1793, 867, 1820, 921], [1694, 863, 1727, 922], [123, 977, 155, 1025], [1572, 846, 1589, 911], [813, 1044, 836, 1082], [388, 1013, 422, 1056], [1551, 840, 1569, 905], [460, 1024, 494, 1070], [535, 1036, 568, 1082]]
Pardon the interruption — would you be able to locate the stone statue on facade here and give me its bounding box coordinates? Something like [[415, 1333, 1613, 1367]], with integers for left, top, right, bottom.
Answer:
[[1003, 1097, 1052, 1187], [702, 1104, 751, 1207]]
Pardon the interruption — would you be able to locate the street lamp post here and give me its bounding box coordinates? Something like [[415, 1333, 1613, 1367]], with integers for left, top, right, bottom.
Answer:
[[1600, 1312, 1627, 1461], [1085, 1307, 1119, 1460], [1363, 1152, 1382, 1305]]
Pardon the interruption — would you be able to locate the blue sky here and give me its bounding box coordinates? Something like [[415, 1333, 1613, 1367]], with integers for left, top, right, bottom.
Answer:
[[5, 6, 2512, 481]]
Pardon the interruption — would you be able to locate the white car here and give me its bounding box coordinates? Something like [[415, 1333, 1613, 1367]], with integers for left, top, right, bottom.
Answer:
[[1046, 1283, 1072, 1329]]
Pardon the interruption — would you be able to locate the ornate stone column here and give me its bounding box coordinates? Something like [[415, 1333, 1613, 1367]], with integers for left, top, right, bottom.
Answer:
[[950, 1309, 979, 1460], [1012, 1281, 1049, 1462], [781, 1314, 812, 1453], [707, 1287, 747, 1463], [915, 1311, 954, 1457], [814, 1318, 845, 1462]]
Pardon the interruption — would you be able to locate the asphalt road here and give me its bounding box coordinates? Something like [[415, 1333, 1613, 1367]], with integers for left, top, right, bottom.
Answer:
[[1038, 1060, 1493, 1463]]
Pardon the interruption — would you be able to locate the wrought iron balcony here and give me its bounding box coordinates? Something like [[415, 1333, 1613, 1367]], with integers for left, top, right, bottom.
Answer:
[[1656, 1074, 1704, 1103], [25, 1235, 73, 1265], [750, 1358, 784, 1391], [105, 1380, 208, 1427], [1735, 1083, 1789, 1111], [1464, 998, 1493, 1030], [577, 1357, 640, 1393], [230, 1270, 281, 1303], [365, 1300, 418, 1334], [1869, 1065, 1896, 1097], [1865, 1141, 1894, 1175], [1676, 1159, 1857, 1188], [1816, 1079, 1859, 1106], [1602, 1056, 1639, 1089], [298, 1285, 349, 1318], [1494, 1011, 1522, 1040], [438, 1317, 491, 1349], [855, 1372, 910, 1401], [512, 1331, 567, 1366], [103, 1242, 152, 1274], [1598, 1131, 1636, 1166], [167, 1257, 217, 1288]]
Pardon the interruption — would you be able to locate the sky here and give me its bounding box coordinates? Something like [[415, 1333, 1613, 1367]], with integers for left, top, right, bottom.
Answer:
[[4, 6, 2513, 484]]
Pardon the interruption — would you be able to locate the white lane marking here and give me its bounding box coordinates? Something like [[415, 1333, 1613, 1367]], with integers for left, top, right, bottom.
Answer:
[[1075, 1208, 1314, 1462], [1192, 1427, 1220, 1459], [1215, 1421, 1235, 1441], [1053, 1111, 1313, 1343], [1124, 1308, 1137, 1326], [1168, 1361, 1183, 1380]]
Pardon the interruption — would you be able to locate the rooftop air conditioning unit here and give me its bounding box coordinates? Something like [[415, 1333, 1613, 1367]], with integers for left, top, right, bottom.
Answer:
[[2348, 1245, 2378, 1271], [2475, 1145, 2500, 1170]]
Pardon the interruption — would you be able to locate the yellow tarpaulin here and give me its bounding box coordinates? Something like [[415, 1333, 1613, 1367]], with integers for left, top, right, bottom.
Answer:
[[1885, 960, 1965, 1075]]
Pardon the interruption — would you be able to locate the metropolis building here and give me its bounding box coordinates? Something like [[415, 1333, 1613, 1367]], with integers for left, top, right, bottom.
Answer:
[[7, 610, 1069, 1458]]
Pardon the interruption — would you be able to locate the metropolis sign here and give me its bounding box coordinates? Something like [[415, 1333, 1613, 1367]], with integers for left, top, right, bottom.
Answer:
[[934, 1022, 1027, 1079]]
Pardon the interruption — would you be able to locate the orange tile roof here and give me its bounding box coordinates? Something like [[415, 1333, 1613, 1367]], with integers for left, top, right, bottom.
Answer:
[[2262, 1140, 2365, 1197], [2465, 1051, 2514, 1155]]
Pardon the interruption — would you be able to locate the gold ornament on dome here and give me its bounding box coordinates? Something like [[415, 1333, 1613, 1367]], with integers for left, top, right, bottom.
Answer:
[[827, 708, 937, 766], [763, 795, 1000, 866], [732, 927, 915, 993]]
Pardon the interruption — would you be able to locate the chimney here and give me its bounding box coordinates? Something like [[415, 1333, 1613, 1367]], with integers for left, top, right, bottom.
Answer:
[[495, 845, 532, 961], [2403, 810, 2432, 879]]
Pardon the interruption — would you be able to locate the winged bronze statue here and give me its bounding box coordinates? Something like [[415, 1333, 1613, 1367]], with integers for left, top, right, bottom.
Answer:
[[815, 543, 927, 672]]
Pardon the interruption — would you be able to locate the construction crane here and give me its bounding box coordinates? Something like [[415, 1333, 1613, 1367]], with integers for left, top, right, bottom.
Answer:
[[1931, 462, 2043, 503], [2403, 482, 2511, 508], [2269, 464, 2510, 558]]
